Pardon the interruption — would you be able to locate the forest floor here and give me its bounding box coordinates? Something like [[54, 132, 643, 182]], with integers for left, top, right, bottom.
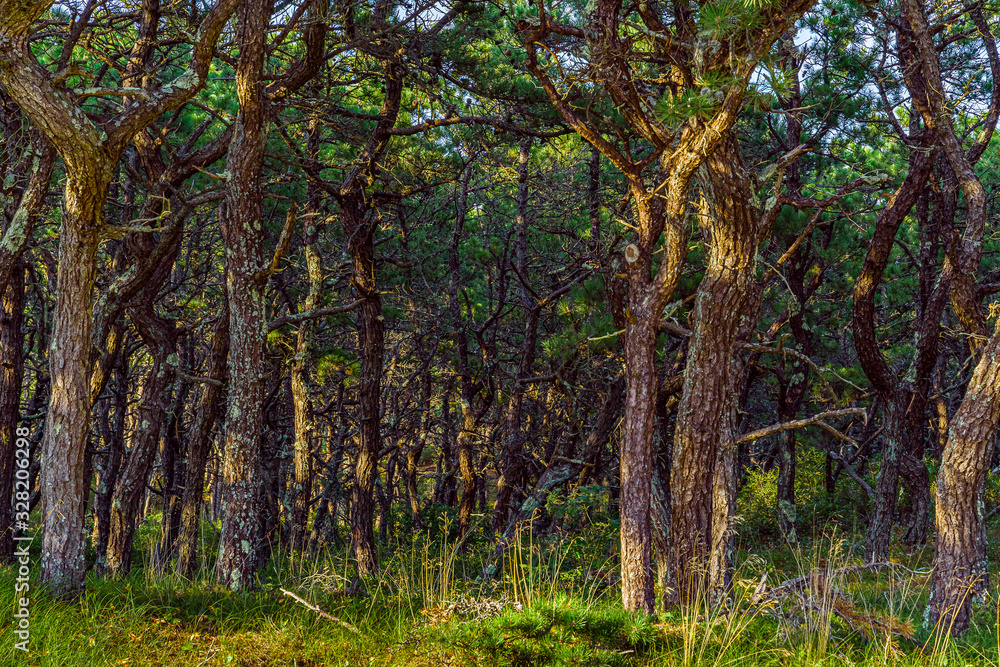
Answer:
[[3, 514, 1000, 666]]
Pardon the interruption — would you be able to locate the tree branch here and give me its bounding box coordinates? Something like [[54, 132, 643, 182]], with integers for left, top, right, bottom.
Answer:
[[735, 408, 866, 445], [267, 299, 363, 332]]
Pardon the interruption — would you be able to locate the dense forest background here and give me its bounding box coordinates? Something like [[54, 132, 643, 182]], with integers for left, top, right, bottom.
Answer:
[[4, 0, 1000, 663]]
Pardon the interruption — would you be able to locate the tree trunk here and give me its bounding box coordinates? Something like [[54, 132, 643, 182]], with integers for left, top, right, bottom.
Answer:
[[346, 218, 383, 576], [776, 430, 797, 543], [0, 0, 238, 598], [331, 45, 404, 579], [0, 259, 24, 563], [290, 122, 326, 552], [39, 173, 107, 597], [620, 310, 658, 613], [489, 376, 623, 569], [103, 357, 175, 576], [456, 399, 478, 540], [216, 0, 270, 591], [435, 378, 458, 506], [154, 371, 190, 572], [927, 326, 1000, 634], [670, 134, 759, 607], [407, 367, 433, 531], [92, 326, 127, 571], [492, 136, 536, 534], [175, 300, 229, 576], [103, 303, 177, 577]]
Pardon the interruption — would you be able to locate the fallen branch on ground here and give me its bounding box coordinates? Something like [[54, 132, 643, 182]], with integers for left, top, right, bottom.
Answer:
[[279, 587, 361, 634]]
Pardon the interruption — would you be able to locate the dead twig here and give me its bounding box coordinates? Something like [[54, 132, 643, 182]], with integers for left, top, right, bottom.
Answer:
[[279, 587, 362, 634]]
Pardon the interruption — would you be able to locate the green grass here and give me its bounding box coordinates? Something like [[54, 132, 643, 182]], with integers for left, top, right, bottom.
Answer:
[[4, 516, 1000, 666]]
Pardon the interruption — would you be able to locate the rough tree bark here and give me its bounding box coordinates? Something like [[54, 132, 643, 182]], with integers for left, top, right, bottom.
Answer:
[[520, 0, 813, 612], [0, 0, 239, 597], [327, 42, 404, 578], [899, 0, 1000, 635], [671, 134, 761, 605], [926, 325, 1000, 634], [0, 259, 24, 563], [0, 110, 53, 562], [216, 0, 271, 591]]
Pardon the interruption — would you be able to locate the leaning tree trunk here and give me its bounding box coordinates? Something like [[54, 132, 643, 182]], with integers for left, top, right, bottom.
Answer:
[[852, 126, 935, 561], [103, 302, 177, 577], [216, 0, 270, 591], [927, 325, 1000, 634]]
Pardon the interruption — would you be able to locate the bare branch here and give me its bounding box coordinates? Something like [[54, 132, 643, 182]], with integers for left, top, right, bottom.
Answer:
[[735, 408, 866, 445]]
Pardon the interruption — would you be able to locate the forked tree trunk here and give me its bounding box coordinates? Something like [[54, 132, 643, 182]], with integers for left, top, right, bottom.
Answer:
[[670, 135, 759, 607], [0, 0, 238, 599]]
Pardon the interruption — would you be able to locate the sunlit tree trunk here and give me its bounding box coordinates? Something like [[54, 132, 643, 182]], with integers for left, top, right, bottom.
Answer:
[[671, 135, 760, 606], [927, 326, 1000, 633]]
